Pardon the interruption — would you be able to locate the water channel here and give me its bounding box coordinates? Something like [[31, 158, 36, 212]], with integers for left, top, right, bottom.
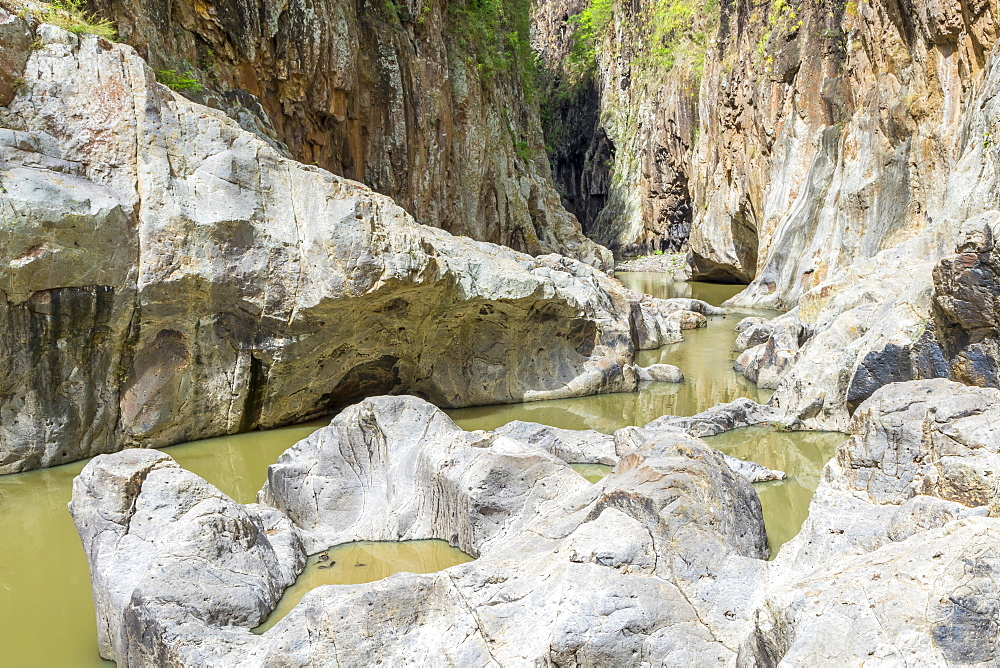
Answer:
[[0, 272, 845, 665]]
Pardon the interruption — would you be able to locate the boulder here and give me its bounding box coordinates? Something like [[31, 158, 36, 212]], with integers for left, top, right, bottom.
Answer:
[[73, 395, 771, 665], [634, 363, 685, 383], [668, 310, 708, 330], [0, 22, 725, 473], [743, 380, 1000, 664]]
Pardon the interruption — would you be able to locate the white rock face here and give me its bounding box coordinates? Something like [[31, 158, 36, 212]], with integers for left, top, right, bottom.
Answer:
[[743, 379, 1000, 664], [73, 395, 770, 665], [634, 363, 685, 383], [69, 449, 306, 665], [73, 386, 1000, 664], [0, 18, 724, 473]]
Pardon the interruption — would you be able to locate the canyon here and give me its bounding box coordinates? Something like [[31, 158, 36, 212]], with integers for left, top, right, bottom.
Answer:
[[0, 0, 998, 664]]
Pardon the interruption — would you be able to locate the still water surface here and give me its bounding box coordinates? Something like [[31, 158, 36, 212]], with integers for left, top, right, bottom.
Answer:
[[0, 273, 843, 665], [253, 540, 474, 634]]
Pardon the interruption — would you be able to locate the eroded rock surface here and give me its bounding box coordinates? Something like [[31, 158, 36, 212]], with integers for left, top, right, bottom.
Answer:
[[74, 395, 770, 665], [744, 379, 1000, 664], [82, 0, 609, 265], [0, 19, 721, 473], [75, 386, 999, 664]]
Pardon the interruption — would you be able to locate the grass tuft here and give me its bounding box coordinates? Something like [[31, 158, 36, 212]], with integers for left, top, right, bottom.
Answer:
[[41, 0, 117, 40], [155, 69, 204, 92]]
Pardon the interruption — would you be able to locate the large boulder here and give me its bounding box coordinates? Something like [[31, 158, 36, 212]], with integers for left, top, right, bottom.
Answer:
[[742, 380, 1000, 664], [72, 395, 771, 665], [0, 19, 719, 473]]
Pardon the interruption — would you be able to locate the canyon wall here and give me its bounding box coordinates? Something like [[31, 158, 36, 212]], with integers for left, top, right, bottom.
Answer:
[[532, 0, 707, 256], [692, 0, 1000, 428], [0, 14, 708, 473], [85, 0, 609, 267]]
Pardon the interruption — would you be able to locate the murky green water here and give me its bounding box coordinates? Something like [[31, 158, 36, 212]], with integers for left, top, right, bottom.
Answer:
[[570, 463, 615, 483], [449, 273, 847, 559], [253, 540, 474, 634], [0, 422, 325, 667], [448, 274, 774, 433], [0, 272, 844, 665]]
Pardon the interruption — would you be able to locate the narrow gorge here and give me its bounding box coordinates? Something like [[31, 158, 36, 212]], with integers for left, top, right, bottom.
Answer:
[[1, 0, 999, 665]]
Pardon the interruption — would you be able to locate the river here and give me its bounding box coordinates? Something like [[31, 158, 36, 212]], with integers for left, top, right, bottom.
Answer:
[[0, 273, 843, 665]]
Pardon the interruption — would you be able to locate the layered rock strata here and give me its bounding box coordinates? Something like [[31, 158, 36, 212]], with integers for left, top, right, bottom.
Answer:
[[0, 18, 717, 473], [533, 0, 705, 255]]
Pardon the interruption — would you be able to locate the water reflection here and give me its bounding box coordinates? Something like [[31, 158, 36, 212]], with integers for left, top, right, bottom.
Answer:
[[570, 463, 615, 483], [704, 427, 845, 557]]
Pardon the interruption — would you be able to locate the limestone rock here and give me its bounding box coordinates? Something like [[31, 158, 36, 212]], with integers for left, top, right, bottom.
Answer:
[[744, 380, 1000, 664], [733, 322, 772, 353], [668, 309, 708, 330], [0, 23, 696, 473], [69, 449, 306, 665], [643, 397, 779, 438], [634, 363, 685, 383], [82, 0, 610, 266], [74, 395, 770, 665], [495, 405, 787, 484]]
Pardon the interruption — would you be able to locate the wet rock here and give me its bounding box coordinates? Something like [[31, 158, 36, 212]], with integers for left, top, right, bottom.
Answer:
[[668, 310, 708, 330], [74, 395, 770, 664]]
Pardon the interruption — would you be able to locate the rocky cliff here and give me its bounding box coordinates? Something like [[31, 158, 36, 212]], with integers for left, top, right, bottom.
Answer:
[[0, 12, 718, 473], [537, 0, 1000, 427], [699, 0, 1000, 428], [81, 0, 609, 266], [533, 0, 710, 256]]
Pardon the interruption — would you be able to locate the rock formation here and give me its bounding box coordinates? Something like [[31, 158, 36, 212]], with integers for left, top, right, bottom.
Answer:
[[72, 395, 770, 665], [535, 0, 1000, 433], [82, 0, 608, 265], [72, 384, 1000, 664], [743, 379, 1000, 664], [532, 0, 707, 255], [0, 15, 718, 473]]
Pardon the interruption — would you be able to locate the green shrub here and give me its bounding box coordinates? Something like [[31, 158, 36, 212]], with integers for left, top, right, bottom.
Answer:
[[155, 69, 203, 92], [514, 140, 532, 161], [41, 0, 117, 40], [447, 0, 536, 90]]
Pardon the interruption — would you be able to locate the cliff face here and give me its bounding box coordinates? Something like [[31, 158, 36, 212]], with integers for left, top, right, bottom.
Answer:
[[692, 0, 1000, 428], [533, 0, 707, 256], [87, 0, 610, 268], [1, 12, 701, 474], [537, 0, 1000, 427]]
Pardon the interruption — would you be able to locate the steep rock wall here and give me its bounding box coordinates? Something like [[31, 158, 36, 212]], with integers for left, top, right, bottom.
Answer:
[[85, 0, 610, 267], [0, 16, 708, 473], [692, 0, 1000, 428], [533, 0, 706, 256]]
